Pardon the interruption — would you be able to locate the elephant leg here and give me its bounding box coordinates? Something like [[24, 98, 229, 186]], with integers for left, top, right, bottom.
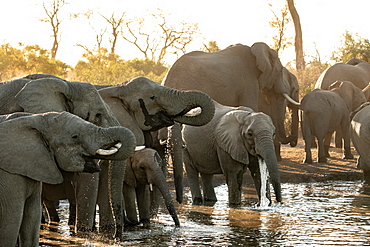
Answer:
[[302, 119, 313, 164], [136, 184, 151, 226], [75, 172, 99, 231], [341, 122, 354, 159], [43, 198, 60, 222], [19, 182, 42, 247], [324, 132, 333, 158], [184, 149, 203, 205], [363, 170, 370, 184], [316, 135, 327, 163], [201, 174, 217, 205], [335, 127, 343, 148], [273, 136, 282, 161], [123, 184, 140, 226], [248, 157, 262, 202], [97, 162, 115, 230]]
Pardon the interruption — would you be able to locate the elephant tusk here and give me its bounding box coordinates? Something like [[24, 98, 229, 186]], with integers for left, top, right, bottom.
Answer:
[[135, 145, 146, 151], [159, 139, 167, 145], [149, 183, 153, 191], [362, 82, 370, 93], [283, 93, 301, 106], [115, 142, 122, 149], [96, 147, 118, 155], [184, 107, 201, 117]]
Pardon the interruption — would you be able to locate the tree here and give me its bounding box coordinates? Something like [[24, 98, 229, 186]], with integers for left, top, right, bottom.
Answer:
[[41, 0, 66, 59], [332, 31, 370, 63], [269, 3, 293, 54], [287, 0, 305, 72], [122, 9, 200, 64], [101, 12, 125, 54], [202, 41, 220, 53]]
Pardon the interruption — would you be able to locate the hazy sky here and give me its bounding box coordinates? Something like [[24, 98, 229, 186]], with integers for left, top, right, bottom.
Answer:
[[1, 0, 369, 66]]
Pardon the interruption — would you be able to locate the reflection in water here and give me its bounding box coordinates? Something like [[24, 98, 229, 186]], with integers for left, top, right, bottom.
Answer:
[[39, 181, 370, 246]]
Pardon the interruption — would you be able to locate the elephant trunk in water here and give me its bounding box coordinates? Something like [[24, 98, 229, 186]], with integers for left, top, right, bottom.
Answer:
[[257, 135, 282, 203], [151, 169, 180, 226]]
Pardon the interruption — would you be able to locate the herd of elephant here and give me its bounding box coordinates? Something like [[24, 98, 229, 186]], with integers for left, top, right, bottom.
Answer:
[[1, 42, 370, 246]]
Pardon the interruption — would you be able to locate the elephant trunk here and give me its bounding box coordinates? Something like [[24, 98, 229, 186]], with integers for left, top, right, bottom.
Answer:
[[169, 123, 184, 204], [163, 88, 215, 126], [257, 137, 282, 203], [151, 170, 180, 226]]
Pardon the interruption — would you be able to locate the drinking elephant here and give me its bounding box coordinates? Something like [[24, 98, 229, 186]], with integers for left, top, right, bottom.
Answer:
[[182, 101, 282, 206], [350, 102, 370, 184], [123, 148, 180, 227], [0, 111, 136, 247], [301, 81, 367, 164], [162, 42, 299, 202]]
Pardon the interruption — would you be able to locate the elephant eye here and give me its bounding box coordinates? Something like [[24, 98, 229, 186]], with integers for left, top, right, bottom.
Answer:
[[150, 95, 156, 100], [96, 113, 102, 118], [71, 134, 79, 140]]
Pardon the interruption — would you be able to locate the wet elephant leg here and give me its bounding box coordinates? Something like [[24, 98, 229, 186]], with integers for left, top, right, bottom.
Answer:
[[97, 161, 115, 230], [123, 184, 140, 226], [201, 174, 217, 205], [184, 149, 202, 205], [136, 184, 151, 226]]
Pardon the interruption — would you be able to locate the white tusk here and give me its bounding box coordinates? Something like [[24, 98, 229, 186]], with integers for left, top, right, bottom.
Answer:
[[149, 183, 153, 191], [362, 83, 370, 93], [184, 107, 201, 117], [283, 93, 301, 106], [159, 139, 167, 145], [135, 145, 146, 151], [115, 142, 122, 149], [96, 147, 118, 155]]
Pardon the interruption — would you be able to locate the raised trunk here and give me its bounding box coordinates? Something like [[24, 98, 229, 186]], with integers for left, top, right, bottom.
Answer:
[[152, 170, 180, 226]]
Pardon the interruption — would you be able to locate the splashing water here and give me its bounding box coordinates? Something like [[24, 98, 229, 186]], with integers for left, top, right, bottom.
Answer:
[[259, 158, 270, 208]]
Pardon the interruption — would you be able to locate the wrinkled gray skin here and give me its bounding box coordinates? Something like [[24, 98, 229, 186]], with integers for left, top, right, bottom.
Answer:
[[0, 112, 135, 247], [315, 58, 370, 148], [182, 101, 282, 207], [162, 43, 299, 203], [123, 148, 180, 227], [0, 74, 131, 234], [301, 81, 367, 164], [97, 77, 215, 238], [350, 103, 370, 184]]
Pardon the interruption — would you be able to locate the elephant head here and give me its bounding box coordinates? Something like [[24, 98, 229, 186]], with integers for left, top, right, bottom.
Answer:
[[329, 80, 368, 111], [215, 109, 282, 204], [0, 112, 136, 184], [98, 76, 215, 145], [125, 148, 180, 226]]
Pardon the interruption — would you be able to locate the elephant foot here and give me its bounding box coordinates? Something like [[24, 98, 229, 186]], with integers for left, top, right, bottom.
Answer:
[[363, 170, 370, 184], [317, 156, 327, 163], [100, 224, 116, 231], [124, 219, 140, 227], [203, 199, 217, 207], [192, 197, 203, 205], [303, 157, 313, 164], [343, 154, 354, 159], [141, 219, 151, 228]]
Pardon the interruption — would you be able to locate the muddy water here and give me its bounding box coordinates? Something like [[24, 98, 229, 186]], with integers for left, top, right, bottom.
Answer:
[[39, 181, 370, 246]]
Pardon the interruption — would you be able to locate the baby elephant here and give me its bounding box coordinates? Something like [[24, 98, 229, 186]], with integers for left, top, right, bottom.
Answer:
[[123, 148, 180, 227], [301, 81, 367, 164], [0, 112, 136, 247], [182, 101, 281, 207]]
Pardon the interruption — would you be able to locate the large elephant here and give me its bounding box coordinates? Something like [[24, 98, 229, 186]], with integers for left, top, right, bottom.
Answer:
[[301, 81, 367, 164], [350, 102, 370, 184], [315, 58, 370, 100], [182, 101, 282, 206], [0, 74, 130, 233], [162, 42, 299, 202], [0, 111, 136, 247], [123, 148, 180, 227]]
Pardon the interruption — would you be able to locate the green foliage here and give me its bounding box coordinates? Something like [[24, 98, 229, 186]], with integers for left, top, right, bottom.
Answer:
[[72, 47, 168, 85], [202, 41, 220, 53], [332, 31, 370, 63], [0, 44, 70, 81]]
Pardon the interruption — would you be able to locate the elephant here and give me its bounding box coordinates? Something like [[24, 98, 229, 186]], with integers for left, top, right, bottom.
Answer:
[[315, 58, 370, 148], [300, 81, 367, 164], [0, 74, 132, 233], [123, 148, 180, 227], [181, 101, 282, 207], [350, 102, 370, 184], [0, 111, 136, 247], [162, 42, 299, 202]]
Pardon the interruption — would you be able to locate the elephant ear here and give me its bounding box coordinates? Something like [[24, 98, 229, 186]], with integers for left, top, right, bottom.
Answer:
[[0, 116, 63, 184], [15, 78, 71, 113], [251, 42, 283, 92], [124, 158, 137, 188], [215, 110, 251, 164]]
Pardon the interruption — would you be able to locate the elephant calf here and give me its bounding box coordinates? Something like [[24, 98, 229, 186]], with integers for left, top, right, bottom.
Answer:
[[181, 101, 282, 207], [0, 112, 136, 247], [301, 81, 367, 164], [123, 148, 180, 227]]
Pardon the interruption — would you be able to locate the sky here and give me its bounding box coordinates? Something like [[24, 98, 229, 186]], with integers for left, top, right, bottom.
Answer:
[[1, 0, 370, 67]]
